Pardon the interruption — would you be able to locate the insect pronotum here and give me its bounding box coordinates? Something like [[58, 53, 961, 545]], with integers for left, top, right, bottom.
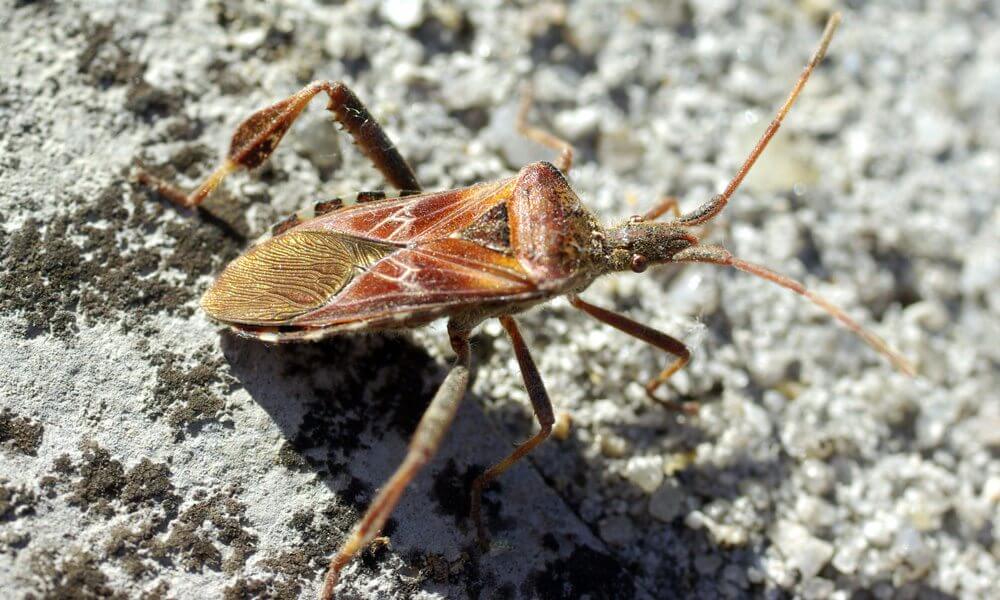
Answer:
[[137, 13, 913, 598]]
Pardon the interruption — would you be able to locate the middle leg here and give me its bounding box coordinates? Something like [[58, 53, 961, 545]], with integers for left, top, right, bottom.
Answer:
[[470, 315, 555, 549], [516, 85, 574, 175]]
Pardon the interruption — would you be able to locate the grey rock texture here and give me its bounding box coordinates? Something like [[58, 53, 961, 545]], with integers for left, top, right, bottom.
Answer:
[[1, 1, 998, 599]]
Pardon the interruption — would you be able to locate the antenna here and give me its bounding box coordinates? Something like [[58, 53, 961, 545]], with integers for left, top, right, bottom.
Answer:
[[673, 13, 841, 227], [673, 244, 916, 376]]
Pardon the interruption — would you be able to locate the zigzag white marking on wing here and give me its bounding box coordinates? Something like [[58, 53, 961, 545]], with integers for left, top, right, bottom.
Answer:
[[364, 181, 501, 242], [370, 255, 424, 292], [380, 205, 419, 241], [417, 183, 504, 240]]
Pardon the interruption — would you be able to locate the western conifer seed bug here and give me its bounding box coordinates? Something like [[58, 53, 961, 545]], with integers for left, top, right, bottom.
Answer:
[[137, 13, 913, 598]]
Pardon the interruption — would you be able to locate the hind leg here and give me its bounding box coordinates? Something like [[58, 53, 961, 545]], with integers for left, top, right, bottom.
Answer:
[[320, 322, 471, 599]]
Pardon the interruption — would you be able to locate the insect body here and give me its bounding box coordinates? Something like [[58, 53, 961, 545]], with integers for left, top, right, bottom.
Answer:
[[199, 168, 601, 339], [138, 13, 912, 599]]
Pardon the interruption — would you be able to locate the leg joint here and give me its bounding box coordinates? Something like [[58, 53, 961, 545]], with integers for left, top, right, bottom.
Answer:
[[537, 415, 555, 433]]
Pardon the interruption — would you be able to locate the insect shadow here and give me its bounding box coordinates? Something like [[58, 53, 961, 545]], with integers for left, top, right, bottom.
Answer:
[[214, 314, 775, 597], [217, 329, 641, 597], [218, 330, 452, 500]]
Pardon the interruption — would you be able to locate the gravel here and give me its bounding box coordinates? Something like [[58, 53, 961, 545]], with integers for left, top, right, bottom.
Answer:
[[1, 1, 997, 599]]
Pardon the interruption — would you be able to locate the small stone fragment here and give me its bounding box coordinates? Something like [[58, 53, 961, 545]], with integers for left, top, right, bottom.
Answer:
[[800, 577, 835, 600], [863, 518, 895, 548], [598, 514, 635, 546], [695, 552, 722, 576], [799, 459, 834, 496], [795, 494, 836, 528], [649, 478, 685, 523], [623, 455, 664, 493], [893, 527, 934, 580], [771, 520, 834, 579], [597, 432, 628, 458], [381, 0, 425, 30], [552, 412, 572, 441], [662, 451, 695, 476], [832, 533, 866, 575]]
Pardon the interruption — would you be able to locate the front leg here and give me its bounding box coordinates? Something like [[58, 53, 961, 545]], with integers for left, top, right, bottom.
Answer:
[[321, 322, 471, 599], [641, 196, 680, 222], [569, 295, 697, 414], [137, 80, 421, 210]]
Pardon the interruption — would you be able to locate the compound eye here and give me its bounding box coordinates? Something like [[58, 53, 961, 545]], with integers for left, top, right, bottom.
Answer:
[[630, 254, 649, 273]]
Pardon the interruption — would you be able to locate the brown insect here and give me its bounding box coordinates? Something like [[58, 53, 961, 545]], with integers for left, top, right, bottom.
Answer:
[[137, 13, 912, 599]]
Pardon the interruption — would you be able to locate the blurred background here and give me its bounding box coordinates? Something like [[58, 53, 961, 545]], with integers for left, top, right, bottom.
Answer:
[[1, 1, 997, 598]]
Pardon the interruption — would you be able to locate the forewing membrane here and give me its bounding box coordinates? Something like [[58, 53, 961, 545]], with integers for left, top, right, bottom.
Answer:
[[201, 230, 394, 324]]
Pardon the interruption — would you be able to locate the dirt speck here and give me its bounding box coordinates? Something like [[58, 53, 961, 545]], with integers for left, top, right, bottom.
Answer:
[[28, 549, 128, 600], [76, 20, 142, 88], [0, 479, 37, 522], [275, 440, 308, 471], [125, 79, 185, 122], [0, 182, 241, 340], [67, 442, 126, 517], [161, 488, 258, 573], [149, 350, 230, 433], [225, 505, 354, 599], [0, 409, 44, 456], [122, 458, 178, 511], [531, 546, 635, 600], [430, 458, 479, 520]]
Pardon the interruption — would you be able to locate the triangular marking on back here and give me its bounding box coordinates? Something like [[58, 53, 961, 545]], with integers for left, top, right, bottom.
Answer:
[[458, 201, 511, 254]]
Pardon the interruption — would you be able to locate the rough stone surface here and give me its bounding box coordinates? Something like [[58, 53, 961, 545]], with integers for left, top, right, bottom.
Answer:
[[1, 2, 998, 599]]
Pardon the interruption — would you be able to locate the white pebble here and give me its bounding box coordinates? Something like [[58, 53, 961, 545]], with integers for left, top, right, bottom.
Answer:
[[380, 0, 424, 29], [623, 455, 664, 493], [795, 495, 837, 528], [772, 520, 834, 579], [832, 534, 866, 575], [554, 106, 602, 139], [983, 476, 1000, 503], [800, 577, 836, 600], [800, 459, 835, 495], [893, 527, 934, 577], [863, 518, 895, 548], [685, 510, 707, 530]]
